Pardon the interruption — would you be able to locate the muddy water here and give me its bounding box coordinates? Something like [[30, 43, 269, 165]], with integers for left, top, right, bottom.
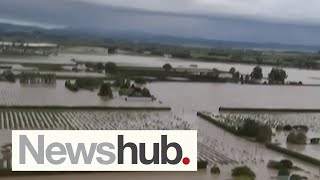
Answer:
[[1, 80, 320, 178], [0, 80, 162, 107], [148, 82, 320, 112], [148, 82, 320, 178], [1, 53, 320, 83]]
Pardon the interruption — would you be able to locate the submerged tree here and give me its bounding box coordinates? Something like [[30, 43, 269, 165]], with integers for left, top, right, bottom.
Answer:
[[163, 63, 173, 71], [232, 166, 256, 179], [250, 66, 263, 80], [105, 62, 117, 73], [98, 83, 113, 98], [229, 67, 236, 74], [268, 68, 287, 84], [287, 131, 307, 145]]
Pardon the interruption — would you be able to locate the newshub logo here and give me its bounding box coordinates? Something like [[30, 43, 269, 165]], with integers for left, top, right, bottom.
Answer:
[[12, 130, 197, 171]]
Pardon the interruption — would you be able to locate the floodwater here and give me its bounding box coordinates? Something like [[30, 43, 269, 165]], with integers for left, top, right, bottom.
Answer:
[[147, 82, 320, 179], [0, 80, 162, 107], [1, 54, 320, 178], [148, 82, 320, 112], [1, 53, 320, 83], [1, 81, 320, 178]]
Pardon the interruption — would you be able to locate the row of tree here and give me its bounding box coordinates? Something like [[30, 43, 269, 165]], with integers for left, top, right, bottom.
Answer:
[[237, 66, 288, 84]]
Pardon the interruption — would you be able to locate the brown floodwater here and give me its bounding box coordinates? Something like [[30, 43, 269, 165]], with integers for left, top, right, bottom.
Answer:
[[1, 53, 320, 83], [1, 71, 320, 178]]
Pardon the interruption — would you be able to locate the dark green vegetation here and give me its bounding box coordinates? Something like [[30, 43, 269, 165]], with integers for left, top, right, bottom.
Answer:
[[250, 66, 263, 80], [239, 119, 272, 143], [65, 80, 79, 91], [98, 83, 113, 98], [197, 112, 272, 143], [20, 72, 56, 84], [105, 62, 240, 83], [278, 168, 290, 176], [268, 68, 288, 84], [197, 160, 208, 169], [267, 159, 293, 170], [241, 66, 292, 85], [118, 81, 152, 98], [232, 166, 256, 180], [105, 62, 117, 73], [65, 78, 102, 91], [290, 174, 307, 180], [266, 143, 320, 166], [0, 70, 16, 82], [75, 78, 102, 90], [211, 165, 221, 174], [163, 63, 173, 71], [287, 131, 307, 144]]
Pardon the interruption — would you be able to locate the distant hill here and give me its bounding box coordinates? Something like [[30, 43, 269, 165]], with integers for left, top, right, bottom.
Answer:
[[1, 23, 320, 52]]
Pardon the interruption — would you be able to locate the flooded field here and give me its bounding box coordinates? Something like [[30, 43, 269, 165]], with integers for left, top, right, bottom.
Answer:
[[219, 112, 320, 164], [0, 78, 320, 178], [0, 109, 236, 172], [1, 53, 320, 83], [148, 82, 320, 112], [0, 80, 162, 107]]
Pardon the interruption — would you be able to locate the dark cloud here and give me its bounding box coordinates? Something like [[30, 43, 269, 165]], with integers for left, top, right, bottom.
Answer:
[[0, 0, 320, 45]]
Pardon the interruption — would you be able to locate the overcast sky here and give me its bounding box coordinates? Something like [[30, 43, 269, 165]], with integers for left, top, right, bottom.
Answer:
[[1, 0, 320, 45]]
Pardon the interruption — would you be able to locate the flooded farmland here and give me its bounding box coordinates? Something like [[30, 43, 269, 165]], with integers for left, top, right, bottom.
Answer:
[[0, 80, 320, 179], [1, 55, 320, 179], [0, 80, 163, 107], [2, 53, 320, 84]]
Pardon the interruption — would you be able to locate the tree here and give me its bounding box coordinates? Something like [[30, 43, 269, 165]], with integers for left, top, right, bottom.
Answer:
[[239, 119, 260, 137], [2, 70, 16, 82], [120, 79, 131, 89], [287, 131, 307, 144], [256, 56, 263, 64], [113, 77, 125, 87], [245, 75, 250, 83], [171, 50, 191, 58], [232, 166, 256, 179], [94, 63, 104, 71], [280, 159, 293, 169], [278, 168, 290, 176], [290, 174, 303, 180], [229, 67, 236, 74], [211, 165, 220, 174], [75, 78, 102, 90], [105, 62, 117, 73], [134, 77, 147, 84], [233, 71, 240, 80], [256, 125, 272, 143], [141, 88, 151, 97], [250, 66, 263, 80], [108, 46, 117, 54], [98, 83, 113, 98], [163, 63, 173, 71], [240, 75, 244, 84], [268, 159, 293, 170], [65, 80, 78, 92], [268, 68, 287, 84]]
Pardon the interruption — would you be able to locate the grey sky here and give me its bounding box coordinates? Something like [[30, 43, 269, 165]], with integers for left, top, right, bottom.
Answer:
[[1, 0, 320, 45]]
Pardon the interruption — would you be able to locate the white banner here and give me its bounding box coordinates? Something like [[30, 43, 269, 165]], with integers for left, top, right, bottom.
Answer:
[[12, 130, 197, 171]]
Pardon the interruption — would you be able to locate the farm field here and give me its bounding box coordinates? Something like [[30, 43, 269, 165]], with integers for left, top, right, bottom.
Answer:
[[0, 109, 237, 170], [219, 112, 320, 134], [0, 80, 163, 107], [218, 112, 320, 163]]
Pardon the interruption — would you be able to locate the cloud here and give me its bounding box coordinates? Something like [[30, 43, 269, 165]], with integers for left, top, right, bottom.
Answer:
[[1, 0, 320, 45], [74, 0, 320, 25]]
